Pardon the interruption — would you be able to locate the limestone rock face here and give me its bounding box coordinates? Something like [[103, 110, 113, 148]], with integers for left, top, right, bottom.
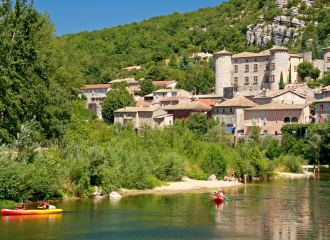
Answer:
[[109, 192, 122, 199], [92, 186, 102, 196]]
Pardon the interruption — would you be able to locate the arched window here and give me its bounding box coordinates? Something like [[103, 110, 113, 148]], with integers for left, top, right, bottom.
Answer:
[[263, 130, 268, 135], [284, 117, 290, 124], [291, 117, 298, 124]]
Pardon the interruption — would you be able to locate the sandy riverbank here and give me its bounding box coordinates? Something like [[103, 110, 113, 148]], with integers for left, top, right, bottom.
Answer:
[[119, 177, 243, 196]]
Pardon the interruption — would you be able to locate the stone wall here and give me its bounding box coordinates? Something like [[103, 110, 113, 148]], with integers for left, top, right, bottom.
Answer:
[[215, 54, 232, 95]]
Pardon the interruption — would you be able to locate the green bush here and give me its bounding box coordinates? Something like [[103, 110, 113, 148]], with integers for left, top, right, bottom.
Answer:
[[307, 81, 321, 89]]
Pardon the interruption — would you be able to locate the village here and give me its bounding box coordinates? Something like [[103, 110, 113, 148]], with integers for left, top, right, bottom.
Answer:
[[80, 45, 330, 137]]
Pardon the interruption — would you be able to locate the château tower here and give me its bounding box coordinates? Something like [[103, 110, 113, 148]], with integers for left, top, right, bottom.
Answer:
[[214, 50, 233, 95], [269, 46, 290, 90]]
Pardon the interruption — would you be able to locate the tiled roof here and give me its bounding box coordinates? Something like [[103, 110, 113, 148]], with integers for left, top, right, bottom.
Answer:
[[196, 99, 220, 106], [160, 97, 180, 102], [246, 102, 309, 110], [108, 78, 135, 84], [253, 89, 287, 99], [191, 94, 223, 98], [214, 50, 233, 55], [115, 107, 160, 112], [305, 96, 316, 104], [215, 95, 258, 107], [136, 102, 158, 107], [315, 96, 330, 103], [143, 93, 153, 97], [81, 84, 110, 89], [285, 84, 305, 90], [164, 102, 212, 111], [269, 46, 289, 51], [239, 91, 262, 97], [232, 50, 270, 59], [289, 53, 303, 58], [322, 85, 330, 92], [153, 80, 177, 86]]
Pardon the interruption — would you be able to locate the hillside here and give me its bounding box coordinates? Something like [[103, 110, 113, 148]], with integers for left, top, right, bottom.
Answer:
[[56, 0, 330, 89]]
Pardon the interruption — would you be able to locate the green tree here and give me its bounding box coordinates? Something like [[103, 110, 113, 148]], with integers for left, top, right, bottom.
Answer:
[[140, 79, 154, 96], [168, 53, 178, 69], [265, 139, 280, 160], [310, 68, 321, 81], [280, 133, 296, 155], [186, 112, 208, 136], [179, 53, 191, 71], [297, 61, 314, 81], [279, 71, 285, 89], [250, 126, 260, 145], [289, 64, 292, 84], [102, 89, 136, 123]]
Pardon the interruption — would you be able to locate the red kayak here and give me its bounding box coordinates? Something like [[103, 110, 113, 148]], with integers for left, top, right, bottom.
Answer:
[[1, 209, 63, 215], [213, 196, 224, 202]]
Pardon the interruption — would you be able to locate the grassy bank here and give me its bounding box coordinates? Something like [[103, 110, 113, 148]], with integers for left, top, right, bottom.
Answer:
[[0, 199, 17, 208]]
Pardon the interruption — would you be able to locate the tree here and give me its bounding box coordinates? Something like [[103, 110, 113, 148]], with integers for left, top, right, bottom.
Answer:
[[297, 61, 314, 81], [186, 112, 208, 136], [280, 133, 296, 155], [179, 53, 191, 71], [279, 71, 285, 89], [0, 0, 72, 143], [102, 89, 136, 123], [250, 126, 260, 145], [168, 53, 178, 69], [289, 64, 292, 84], [140, 79, 154, 96], [111, 81, 129, 90], [310, 68, 321, 81]]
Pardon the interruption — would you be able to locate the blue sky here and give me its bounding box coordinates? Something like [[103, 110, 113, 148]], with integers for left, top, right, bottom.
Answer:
[[34, 0, 224, 36]]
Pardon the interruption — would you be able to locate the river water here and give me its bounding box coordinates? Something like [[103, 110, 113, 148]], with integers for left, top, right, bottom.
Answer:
[[1, 171, 330, 240]]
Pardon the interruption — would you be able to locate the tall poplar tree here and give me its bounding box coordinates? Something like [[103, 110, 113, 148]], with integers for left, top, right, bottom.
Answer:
[[279, 71, 285, 89], [289, 64, 292, 84]]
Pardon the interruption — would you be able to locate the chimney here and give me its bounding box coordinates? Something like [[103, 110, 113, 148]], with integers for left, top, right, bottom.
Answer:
[[262, 88, 267, 98]]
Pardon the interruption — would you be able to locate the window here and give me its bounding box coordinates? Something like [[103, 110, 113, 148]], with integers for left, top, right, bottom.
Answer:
[[234, 77, 238, 85], [229, 117, 233, 123], [265, 63, 269, 70], [120, 113, 123, 117], [222, 116, 225, 124], [271, 75, 275, 82], [246, 59, 249, 62], [254, 64, 258, 71], [254, 76, 258, 84], [328, 68, 330, 71], [245, 65, 249, 72], [172, 93, 177, 97], [272, 54, 275, 59], [235, 60, 237, 63], [327, 57, 330, 63], [265, 76, 269, 83], [271, 63, 275, 70], [264, 111, 267, 115], [128, 113, 130, 117], [275, 121, 278, 124], [222, 108, 225, 113], [275, 131, 278, 135], [320, 105, 324, 111], [266, 58, 268, 60], [294, 66, 297, 72], [230, 108, 233, 113], [275, 112, 278, 115], [258, 118, 261, 124], [264, 117, 267, 123], [169, 121, 172, 126], [258, 111, 261, 115], [285, 110, 288, 114], [234, 65, 238, 73], [245, 76, 249, 84], [255, 59, 257, 62], [217, 109, 219, 114], [252, 117, 255, 123], [293, 110, 296, 114], [252, 111, 255, 115], [156, 93, 159, 97]]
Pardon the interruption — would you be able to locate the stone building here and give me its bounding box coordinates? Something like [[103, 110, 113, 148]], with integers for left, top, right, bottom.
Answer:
[[314, 96, 330, 123], [80, 84, 111, 119], [253, 89, 307, 105], [244, 103, 310, 135], [214, 46, 304, 95], [114, 107, 173, 129], [213, 95, 258, 134], [312, 46, 330, 79], [152, 89, 191, 102], [164, 102, 213, 122], [314, 85, 330, 100]]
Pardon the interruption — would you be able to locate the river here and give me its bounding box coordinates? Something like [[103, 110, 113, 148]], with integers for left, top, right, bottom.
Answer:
[[1, 170, 330, 240]]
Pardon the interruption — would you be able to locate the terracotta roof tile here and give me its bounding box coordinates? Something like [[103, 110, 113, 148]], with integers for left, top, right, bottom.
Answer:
[[214, 95, 258, 107], [115, 107, 160, 112], [196, 99, 219, 106], [214, 50, 233, 55], [81, 84, 110, 89], [232, 50, 270, 59], [315, 96, 330, 103], [164, 102, 212, 111], [152, 80, 177, 86], [160, 97, 180, 102], [246, 102, 309, 110]]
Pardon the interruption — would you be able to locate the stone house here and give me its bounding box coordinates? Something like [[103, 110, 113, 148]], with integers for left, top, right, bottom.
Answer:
[[244, 103, 310, 135], [153, 80, 178, 89], [214, 46, 304, 95], [163, 102, 213, 122], [160, 96, 191, 107], [253, 89, 307, 105], [213, 95, 258, 134], [108, 78, 141, 94], [314, 86, 330, 100], [120, 66, 141, 71], [80, 84, 111, 119], [152, 89, 191, 102], [114, 107, 173, 129], [314, 96, 330, 123]]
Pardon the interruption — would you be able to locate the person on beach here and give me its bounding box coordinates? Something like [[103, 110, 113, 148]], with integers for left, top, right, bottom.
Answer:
[[244, 173, 247, 183], [224, 175, 229, 181], [231, 169, 235, 179], [313, 165, 316, 174], [208, 173, 217, 181]]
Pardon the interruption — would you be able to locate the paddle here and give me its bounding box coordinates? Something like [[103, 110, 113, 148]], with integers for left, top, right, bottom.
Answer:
[[210, 188, 231, 202], [19, 200, 24, 204], [37, 194, 49, 208]]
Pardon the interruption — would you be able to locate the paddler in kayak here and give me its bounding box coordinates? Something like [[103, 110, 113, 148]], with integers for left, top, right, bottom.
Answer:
[[214, 189, 226, 200], [15, 200, 26, 210], [37, 199, 50, 210]]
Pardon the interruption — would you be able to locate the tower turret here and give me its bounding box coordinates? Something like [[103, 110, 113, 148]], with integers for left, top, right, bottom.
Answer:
[[214, 50, 233, 95], [269, 46, 290, 90]]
